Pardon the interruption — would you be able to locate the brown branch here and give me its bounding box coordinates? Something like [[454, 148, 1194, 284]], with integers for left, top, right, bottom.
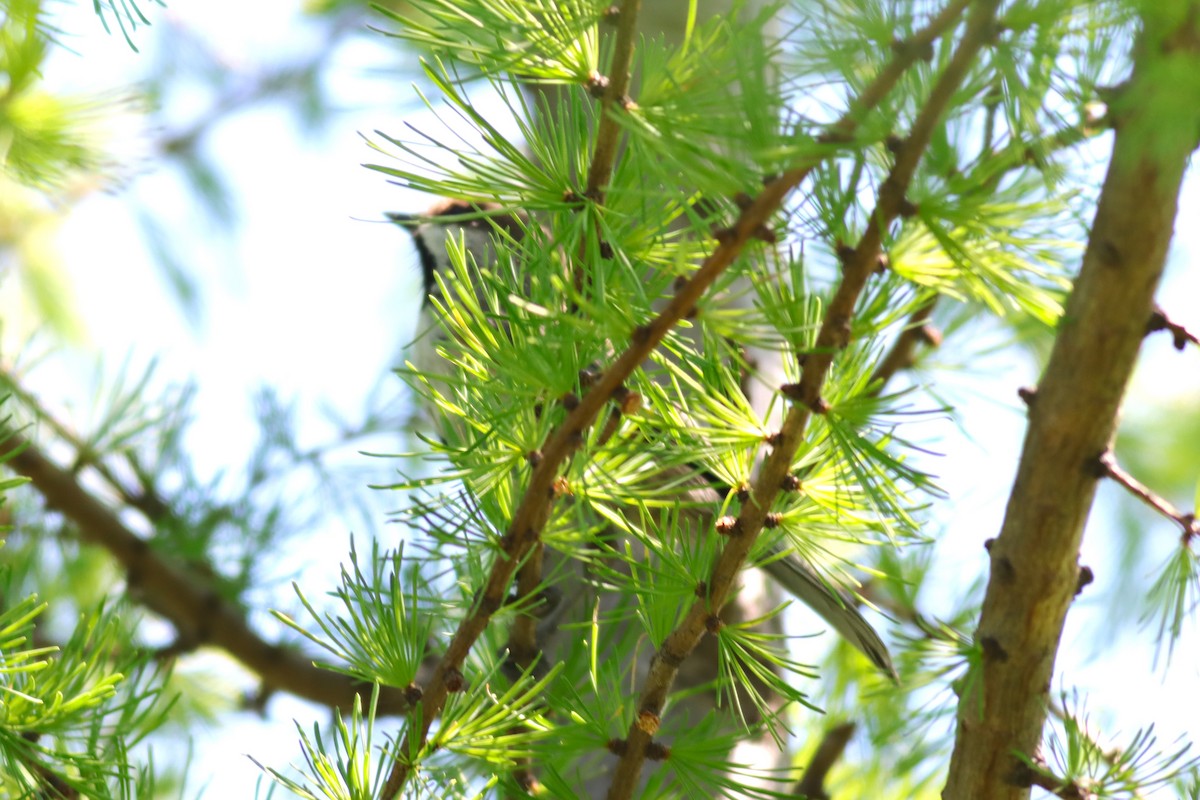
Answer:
[[830, 0, 973, 138], [0, 365, 170, 523], [0, 430, 419, 716], [1096, 450, 1198, 541], [869, 296, 941, 391], [574, 0, 642, 298], [583, 0, 641, 203], [1147, 305, 1200, 351], [605, 2, 999, 796], [381, 91, 811, 800], [1020, 761, 1093, 800], [792, 721, 857, 800], [382, 176, 802, 793], [499, 1, 644, 790], [381, 0, 978, 789], [1045, 701, 1148, 800], [943, 7, 1200, 798]]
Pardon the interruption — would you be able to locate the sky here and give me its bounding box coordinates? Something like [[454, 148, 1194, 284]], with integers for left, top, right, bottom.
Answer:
[[19, 1, 1200, 796]]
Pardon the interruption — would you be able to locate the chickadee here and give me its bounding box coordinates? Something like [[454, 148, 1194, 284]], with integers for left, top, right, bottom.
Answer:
[[389, 200, 896, 680]]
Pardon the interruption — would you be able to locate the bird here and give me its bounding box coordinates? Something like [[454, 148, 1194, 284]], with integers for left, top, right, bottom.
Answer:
[[388, 198, 897, 681]]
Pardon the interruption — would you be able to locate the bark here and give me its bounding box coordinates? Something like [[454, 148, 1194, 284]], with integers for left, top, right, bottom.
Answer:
[[942, 6, 1200, 798]]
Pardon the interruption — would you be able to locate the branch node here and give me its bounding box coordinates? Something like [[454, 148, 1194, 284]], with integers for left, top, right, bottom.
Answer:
[[890, 36, 935, 62], [712, 226, 735, 245], [835, 240, 856, 266], [993, 555, 1015, 585], [917, 324, 943, 347], [1092, 450, 1116, 479], [980, 636, 1009, 663], [1074, 565, 1094, 597], [586, 70, 610, 99], [780, 382, 803, 401], [579, 363, 602, 388], [715, 516, 742, 537], [752, 224, 777, 244], [444, 667, 465, 693], [616, 388, 642, 415], [645, 740, 671, 761], [656, 647, 685, 668], [1146, 305, 1199, 350], [635, 709, 660, 736]]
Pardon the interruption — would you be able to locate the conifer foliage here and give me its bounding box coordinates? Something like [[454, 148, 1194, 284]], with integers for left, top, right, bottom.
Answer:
[[2, 1, 1200, 798]]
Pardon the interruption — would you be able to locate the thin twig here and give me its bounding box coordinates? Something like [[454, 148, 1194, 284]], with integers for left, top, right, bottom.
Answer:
[[1147, 306, 1200, 351], [1015, 754, 1093, 800], [583, 0, 641, 203], [1096, 450, 1198, 540], [506, 0, 644, 691], [869, 296, 941, 391], [605, 1, 998, 795], [500, 0, 646, 791], [793, 722, 857, 800]]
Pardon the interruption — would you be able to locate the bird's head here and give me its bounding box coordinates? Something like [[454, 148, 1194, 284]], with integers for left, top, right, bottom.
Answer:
[[387, 200, 529, 305]]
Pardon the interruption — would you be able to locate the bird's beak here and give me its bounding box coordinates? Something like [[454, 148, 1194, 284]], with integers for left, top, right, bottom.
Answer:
[[385, 211, 421, 231]]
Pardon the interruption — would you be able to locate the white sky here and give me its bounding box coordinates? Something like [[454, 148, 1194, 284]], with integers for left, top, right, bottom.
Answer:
[[19, 1, 1200, 796]]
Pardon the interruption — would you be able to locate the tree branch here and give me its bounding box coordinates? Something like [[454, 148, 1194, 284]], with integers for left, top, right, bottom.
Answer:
[[584, 0, 641, 203], [792, 721, 857, 800], [943, 7, 1200, 798], [0, 430, 419, 716], [381, 134, 811, 800], [1096, 450, 1198, 541], [505, 0, 647, 702], [606, 1, 998, 795], [1147, 305, 1200, 351]]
